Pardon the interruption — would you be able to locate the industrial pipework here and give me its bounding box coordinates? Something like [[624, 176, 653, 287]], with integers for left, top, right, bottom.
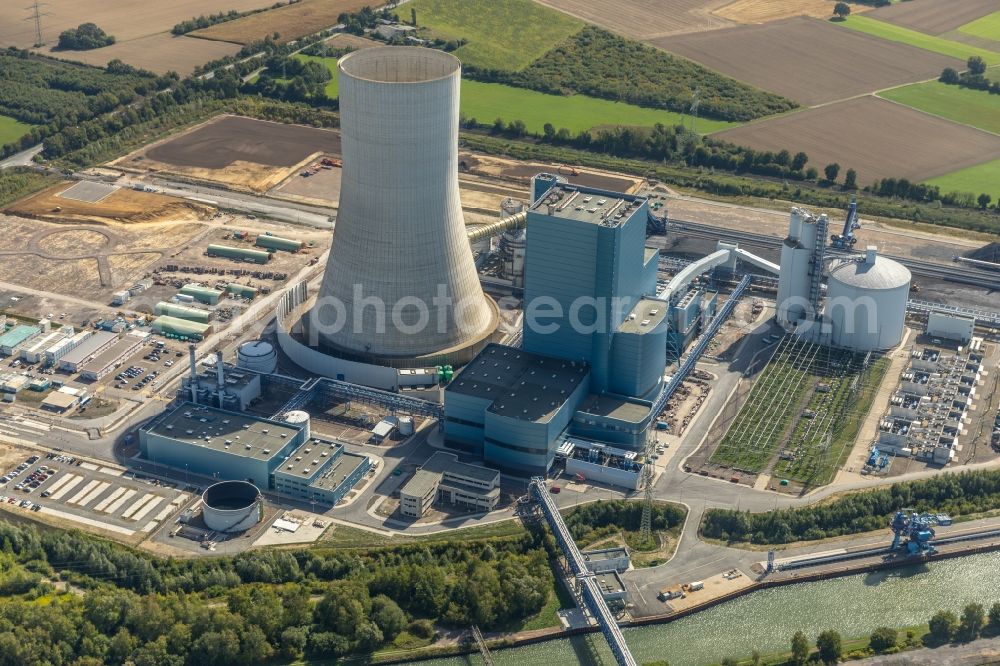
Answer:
[[466, 210, 526, 243]]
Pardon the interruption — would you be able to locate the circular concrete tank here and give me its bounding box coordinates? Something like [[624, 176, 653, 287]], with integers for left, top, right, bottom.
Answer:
[[826, 248, 910, 351], [202, 481, 263, 533], [283, 409, 311, 441], [237, 340, 277, 373], [398, 415, 414, 436]]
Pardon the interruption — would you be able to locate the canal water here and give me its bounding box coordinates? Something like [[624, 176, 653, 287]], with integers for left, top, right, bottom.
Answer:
[[408, 551, 1000, 666]]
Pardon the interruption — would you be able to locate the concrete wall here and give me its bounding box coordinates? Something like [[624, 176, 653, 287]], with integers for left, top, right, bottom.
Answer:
[[566, 457, 642, 490], [926, 312, 975, 344]]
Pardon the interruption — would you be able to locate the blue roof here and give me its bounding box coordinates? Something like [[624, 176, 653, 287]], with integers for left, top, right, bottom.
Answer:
[[0, 325, 41, 348]]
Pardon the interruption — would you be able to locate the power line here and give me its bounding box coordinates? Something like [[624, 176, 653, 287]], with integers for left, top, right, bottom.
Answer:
[[24, 1, 52, 48]]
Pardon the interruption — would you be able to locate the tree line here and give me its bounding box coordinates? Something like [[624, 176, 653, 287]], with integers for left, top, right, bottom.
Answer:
[[940, 56, 1000, 95], [702, 469, 1000, 545], [0, 518, 555, 665], [56, 23, 115, 51]]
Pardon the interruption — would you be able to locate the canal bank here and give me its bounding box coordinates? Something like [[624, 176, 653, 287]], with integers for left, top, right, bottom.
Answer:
[[395, 541, 1000, 666]]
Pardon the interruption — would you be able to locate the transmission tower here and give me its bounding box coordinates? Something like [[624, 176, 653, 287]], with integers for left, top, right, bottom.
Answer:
[[639, 428, 656, 540], [24, 1, 51, 48], [688, 87, 701, 135]]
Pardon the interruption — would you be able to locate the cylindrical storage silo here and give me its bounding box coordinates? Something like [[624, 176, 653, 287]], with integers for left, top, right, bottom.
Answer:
[[398, 415, 414, 436], [283, 409, 311, 441], [201, 481, 263, 533], [236, 340, 277, 373], [776, 208, 821, 328], [310, 47, 497, 364], [826, 248, 910, 351]]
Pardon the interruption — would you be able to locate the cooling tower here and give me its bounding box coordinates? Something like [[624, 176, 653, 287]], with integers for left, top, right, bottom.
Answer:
[[310, 47, 497, 366]]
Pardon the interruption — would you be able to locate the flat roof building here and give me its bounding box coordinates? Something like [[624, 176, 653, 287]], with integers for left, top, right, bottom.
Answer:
[[272, 438, 371, 506], [40, 389, 80, 413], [59, 331, 118, 372], [79, 334, 146, 380], [582, 546, 631, 574], [0, 325, 41, 356], [20, 330, 67, 364], [139, 402, 305, 488], [399, 451, 500, 518], [44, 330, 92, 366]]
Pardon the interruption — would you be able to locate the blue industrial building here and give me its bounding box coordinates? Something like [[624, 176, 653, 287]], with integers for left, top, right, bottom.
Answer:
[[139, 402, 369, 505], [445, 178, 681, 474]]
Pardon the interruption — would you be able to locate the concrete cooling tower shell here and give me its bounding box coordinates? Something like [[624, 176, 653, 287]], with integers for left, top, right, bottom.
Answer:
[[202, 480, 263, 533], [826, 249, 910, 351], [311, 47, 497, 366]]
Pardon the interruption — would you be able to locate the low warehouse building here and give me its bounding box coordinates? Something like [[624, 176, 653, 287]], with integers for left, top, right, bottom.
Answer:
[[40, 387, 85, 413], [79, 333, 147, 380], [153, 316, 212, 340], [272, 439, 371, 506], [399, 451, 500, 518], [44, 330, 92, 366], [154, 302, 212, 323], [226, 283, 258, 300], [255, 235, 302, 252], [0, 325, 41, 356], [20, 330, 68, 364], [58, 331, 118, 372], [207, 244, 271, 264], [179, 284, 224, 305]]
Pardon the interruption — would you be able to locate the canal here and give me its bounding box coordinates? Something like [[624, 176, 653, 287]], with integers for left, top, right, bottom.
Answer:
[[408, 551, 1000, 666]]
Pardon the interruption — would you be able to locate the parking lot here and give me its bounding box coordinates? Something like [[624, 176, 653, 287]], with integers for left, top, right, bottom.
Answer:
[[0, 451, 193, 537]]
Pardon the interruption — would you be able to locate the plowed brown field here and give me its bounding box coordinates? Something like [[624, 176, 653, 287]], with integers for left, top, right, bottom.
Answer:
[[190, 0, 373, 45], [714, 0, 871, 24], [868, 0, 998, 35], [45, 34, 240, 76], [531, 0, 735, 40], [656, 17, 961, 105], [711, 96, 1000, 185]]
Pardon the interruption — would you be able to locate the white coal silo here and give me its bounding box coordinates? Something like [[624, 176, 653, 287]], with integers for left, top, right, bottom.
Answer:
[[826, 246, 910, 351], [310, 47, 497, 366], [236, 340, 277, 374]]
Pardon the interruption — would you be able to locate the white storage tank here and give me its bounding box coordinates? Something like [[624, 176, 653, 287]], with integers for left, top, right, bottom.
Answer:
[[398, 415, 414, 436], [776, 208, 825, 328], [237, 340, 277, 374], [283, 409, 311, 441], [201, 481, 263, 533], [826, 247, 910, 351]]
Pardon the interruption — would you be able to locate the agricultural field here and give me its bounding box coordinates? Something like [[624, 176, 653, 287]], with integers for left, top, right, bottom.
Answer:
[[294, 55, 740, 134], [657, 17, 960, 106], [711, 337, 887, 487], [50, 34, 241, 76], [867, 0, 998, 36], [925, 159, 1000, 199], [529, 0, 734, 41], [117, 115, 341, 192], [712, 96, 1000, 185], [714, 0, 872, 25], [405, 0, 584, 70], [879, 81, 1000, 136], [0, 115, 33, 148], [189, 0, 372, 45], [836, 15, 1000, 65], [957, 11, 1000, 42]]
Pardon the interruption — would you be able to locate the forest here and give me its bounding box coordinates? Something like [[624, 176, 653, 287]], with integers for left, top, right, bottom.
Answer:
[[0, 519, 555, 665], [701, 469, 1000, 545], [56, 24, 116, 51], [464, 26, 797, 122]]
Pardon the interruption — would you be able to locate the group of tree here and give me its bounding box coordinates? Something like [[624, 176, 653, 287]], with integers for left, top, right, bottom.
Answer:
[[939, 56, 1000, 95], [248, 54, 333, 103], [463, 26, 796, 122], [339, 6, 396, 36], [0, 518, 555, 665], [562, 499, 686, 548], [56, 23, 115, 50], [171, 10, 245, 35], [702, 469, 1000, 544]]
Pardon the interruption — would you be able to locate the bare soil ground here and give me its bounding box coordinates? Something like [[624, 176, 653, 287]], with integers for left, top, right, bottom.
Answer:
[[714, 0, 872, 24], [657, 17, 961, 106], [190, 0, 373, 45], [5, 184, 213, 226], [712, 95, 1000, 184], [531, 0, 735, 40], [867, 0, 998, 35], [121, 115, 341, 193], [47, 34, 240, 76]]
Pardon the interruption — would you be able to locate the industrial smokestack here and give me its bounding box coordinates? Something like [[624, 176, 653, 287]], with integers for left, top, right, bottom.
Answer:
[[310, 47, 497, 365], [215, 350, 226, 408], [188, 344, 198, 404]]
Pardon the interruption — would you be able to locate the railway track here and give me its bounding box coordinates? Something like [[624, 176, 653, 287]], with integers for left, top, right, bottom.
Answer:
[[669, 219, 1000, 290]]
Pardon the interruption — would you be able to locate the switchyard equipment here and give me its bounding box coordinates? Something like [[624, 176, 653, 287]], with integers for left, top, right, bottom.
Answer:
[[311, 47, 497, 367], [830, 196, 860, 249]]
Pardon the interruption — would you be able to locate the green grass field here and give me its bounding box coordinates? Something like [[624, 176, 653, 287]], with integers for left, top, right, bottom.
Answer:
[[404, 0, 583, 71], [925, 158, 1000, 197], [838, 15, 1000, 65], [879, 80, 1000, 135], [296, 55, 739, 134], [957, 11, 1000, 42], [0, 115, 32, 148]]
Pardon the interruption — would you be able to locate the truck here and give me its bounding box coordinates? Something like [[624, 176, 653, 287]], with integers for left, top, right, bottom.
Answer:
[[657, 586, 684, 602]]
